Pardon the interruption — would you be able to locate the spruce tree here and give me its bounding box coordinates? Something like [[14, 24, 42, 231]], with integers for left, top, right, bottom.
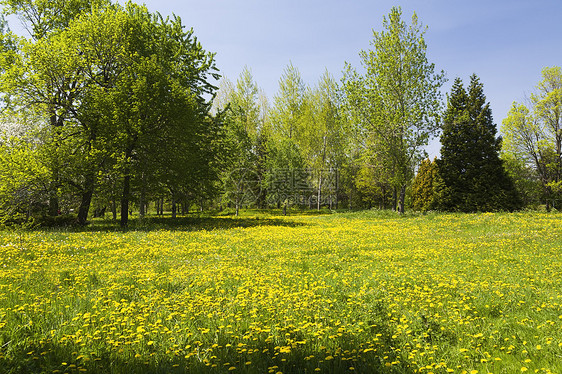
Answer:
[[411, 158, 438, 212], [436, 75, 521, 212]]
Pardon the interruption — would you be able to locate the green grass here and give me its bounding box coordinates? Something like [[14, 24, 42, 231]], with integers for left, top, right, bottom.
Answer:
[[0, 210, 561, 373]]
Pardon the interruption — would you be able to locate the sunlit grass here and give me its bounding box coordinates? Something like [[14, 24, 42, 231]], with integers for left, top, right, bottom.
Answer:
[[0, 210, 561, 373]]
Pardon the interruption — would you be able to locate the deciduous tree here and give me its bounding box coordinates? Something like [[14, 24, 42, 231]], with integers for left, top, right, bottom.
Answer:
[[342, 6, 445, 213], [502, 66, 562, 209]]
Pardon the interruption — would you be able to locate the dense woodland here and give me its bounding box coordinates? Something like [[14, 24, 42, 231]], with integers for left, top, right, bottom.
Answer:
[[0, 1, 560, 227]]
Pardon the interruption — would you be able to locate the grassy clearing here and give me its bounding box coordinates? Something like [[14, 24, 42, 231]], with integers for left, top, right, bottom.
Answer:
[[0, 210, 561, 373]]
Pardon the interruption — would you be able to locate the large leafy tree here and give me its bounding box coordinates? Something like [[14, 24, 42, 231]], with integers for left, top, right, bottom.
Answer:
[[97, 4, 219, 227], [1, 0, 110, 216], [342, 6, 445, 213], [1, 1, 220, 226], [436, 75, 520, 212], [501, 66, 562, 209]]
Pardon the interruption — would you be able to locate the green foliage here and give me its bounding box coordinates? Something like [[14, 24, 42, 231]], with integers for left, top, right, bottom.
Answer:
[[213, 67, 266, 213], [411, 158, 438, 211], [0, 1, 221, 226], [0, 0, 110, 39], [501, 152, 542, 208], [266, 63, 310, 205], [0, 135, 49, 222], [501, 66, 562, 209], [271, 62, 307, 141], [342, 6, 445, 213], [354, 164, 393, 209], [436, 76, 521, 212]]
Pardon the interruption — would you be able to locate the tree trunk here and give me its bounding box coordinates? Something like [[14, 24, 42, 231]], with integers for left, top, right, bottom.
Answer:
[[111, 200, 117, 220], [139, 174, 146, 219], [392, 187, 397, 211], [317, 171, 323, 211], [120, 174, 130, 228], [171, 195, 177, 219], [48, 189, 59, 217], [48, 112, 61, 216], [399, 185, 406, 214], [334, 169, 338, 210], [139, 194, 145, 219], [77, 173, 95, 225]]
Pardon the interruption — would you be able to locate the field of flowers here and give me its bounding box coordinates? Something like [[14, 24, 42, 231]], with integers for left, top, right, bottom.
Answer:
[[0, 211, 561, 373]]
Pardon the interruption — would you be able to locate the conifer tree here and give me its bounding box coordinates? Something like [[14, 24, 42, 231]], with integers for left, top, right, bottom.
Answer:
[[411, 158, 437, 211], [436, 75, 521, 212]]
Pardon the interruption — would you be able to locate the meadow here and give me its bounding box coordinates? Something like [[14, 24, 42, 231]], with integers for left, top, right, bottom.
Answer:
[[0, 210, 561, 373]]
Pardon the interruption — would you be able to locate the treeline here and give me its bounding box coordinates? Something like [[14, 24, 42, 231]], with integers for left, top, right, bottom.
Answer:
[[0, 2, 560, 227]]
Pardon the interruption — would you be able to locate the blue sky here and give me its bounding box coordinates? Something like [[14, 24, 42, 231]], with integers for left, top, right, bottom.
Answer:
[[7, 0, 562, 156], [132, 0, 561, 156]]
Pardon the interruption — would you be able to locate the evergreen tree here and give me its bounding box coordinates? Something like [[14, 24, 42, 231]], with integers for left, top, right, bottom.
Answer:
[[436, 75, 521, 212], [411, 158, 437, 211]]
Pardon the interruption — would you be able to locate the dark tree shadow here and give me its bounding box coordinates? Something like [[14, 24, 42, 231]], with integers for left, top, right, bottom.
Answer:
[[30, 215, 309, 233], [0, 338, 416, 374]]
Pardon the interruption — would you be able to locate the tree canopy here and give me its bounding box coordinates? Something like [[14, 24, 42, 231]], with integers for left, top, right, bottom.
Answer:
[[501, 66, 562, 209], [342, 6, 445, 213], [0, 0, 221, 226]]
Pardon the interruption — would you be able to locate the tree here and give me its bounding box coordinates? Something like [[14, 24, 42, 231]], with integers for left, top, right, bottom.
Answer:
[[501, 67, 562, 209], [1, 0, 109, 39], [1, 2, 221, 226], [1, 0, 110, 217], [89, 4, 219, 227], [301, 70, 346, 210], [436, 75, 521, 212], [271, 62, 306, 141], [213, 67, 265, 215], [0, 122, 49, 223], [501, 152, 542, 208], [342, 6, 445, 213], [411, 158, 437, 211], [267, 63, 309, 208]]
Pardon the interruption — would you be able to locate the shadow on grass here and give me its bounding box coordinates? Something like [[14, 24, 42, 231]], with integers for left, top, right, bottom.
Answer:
[[31, 215, 309, 234], [0, 339, 416, 374]]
